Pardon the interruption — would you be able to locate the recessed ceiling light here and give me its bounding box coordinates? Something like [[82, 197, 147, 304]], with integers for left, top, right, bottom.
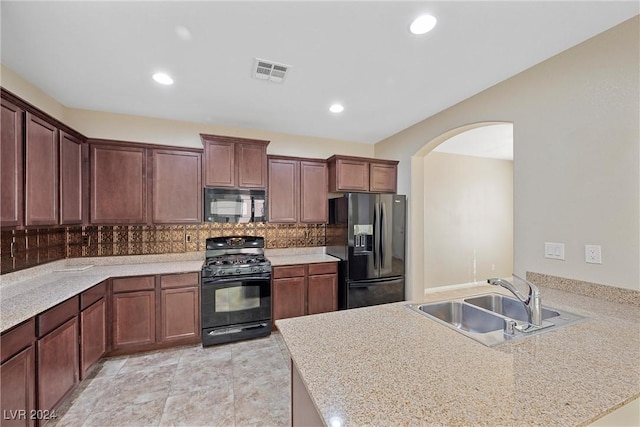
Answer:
[[175, 25, 192, 41], [152, 72, 174, 85], [410, 14, 437, 35], [329, 104, 344, 113]]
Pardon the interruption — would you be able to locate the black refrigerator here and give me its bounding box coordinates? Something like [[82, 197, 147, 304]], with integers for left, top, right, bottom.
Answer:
[[327, 193, 406, 309]]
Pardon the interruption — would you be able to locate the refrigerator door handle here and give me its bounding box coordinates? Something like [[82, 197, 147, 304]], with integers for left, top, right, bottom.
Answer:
[[380, 202, 386, 268], [373, 202, 379, 269]]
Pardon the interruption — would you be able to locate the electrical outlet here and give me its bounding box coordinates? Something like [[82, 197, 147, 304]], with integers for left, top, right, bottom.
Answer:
[[185, 234, 192, 243], [585, 245, 602, 264], [544, 242, 565, 260], [82, 235, 90, 246]]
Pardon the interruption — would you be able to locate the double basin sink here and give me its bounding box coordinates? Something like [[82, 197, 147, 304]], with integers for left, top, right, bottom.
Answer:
[[407, 293, 584, 347]]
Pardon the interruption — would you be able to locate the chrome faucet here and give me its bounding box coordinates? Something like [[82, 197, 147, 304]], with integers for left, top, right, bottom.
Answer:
[[488, 275, 543, 328]]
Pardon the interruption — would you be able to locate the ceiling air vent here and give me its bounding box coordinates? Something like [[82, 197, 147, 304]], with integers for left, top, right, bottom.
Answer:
[[253, 58, 291, 83]]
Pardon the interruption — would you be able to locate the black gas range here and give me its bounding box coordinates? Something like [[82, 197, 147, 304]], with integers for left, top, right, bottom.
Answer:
[[201, 236, 272, 346]]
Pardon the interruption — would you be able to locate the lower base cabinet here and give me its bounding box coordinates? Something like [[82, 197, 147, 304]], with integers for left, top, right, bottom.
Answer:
[[273, 262, 338, 322], [36, 317, 79, 412], [112, 290, 156, 350], [110, 273, 200, 354], [160, 273, 200, 343], [1, 346, 36, 427], [80, 298, 106, 378]]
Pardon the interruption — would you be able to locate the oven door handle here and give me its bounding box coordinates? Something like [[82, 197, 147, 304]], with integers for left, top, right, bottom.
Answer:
[[202, 274, 271, 285]]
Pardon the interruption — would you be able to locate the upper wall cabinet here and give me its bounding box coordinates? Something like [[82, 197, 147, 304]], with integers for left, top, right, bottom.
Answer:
[[1, 99, 24, 227], [268, 156, 328, 224], [25, 113, 59, 226], [59, 131, 84, 225], [90, 142, 147, 224], [327, 155, 398, 194], [89, 140, 203, 225], [151, 148, 202, 224], [201, 134, 270, 189]]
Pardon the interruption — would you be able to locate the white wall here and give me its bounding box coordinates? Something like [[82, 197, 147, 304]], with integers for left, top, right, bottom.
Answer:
[[423, 152, 513, 288], [1, 63, 374, 160], [376, 17, 640, 297]]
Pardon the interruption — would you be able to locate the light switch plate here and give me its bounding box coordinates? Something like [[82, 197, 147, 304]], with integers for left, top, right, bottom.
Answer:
[[545, 242, 565, 260]]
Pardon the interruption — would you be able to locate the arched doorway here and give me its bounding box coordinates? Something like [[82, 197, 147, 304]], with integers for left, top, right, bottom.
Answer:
[[407, 122, 513, 300]]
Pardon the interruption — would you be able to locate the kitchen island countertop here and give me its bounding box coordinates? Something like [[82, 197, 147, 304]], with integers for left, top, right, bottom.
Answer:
[[276, 283, 640, 426]]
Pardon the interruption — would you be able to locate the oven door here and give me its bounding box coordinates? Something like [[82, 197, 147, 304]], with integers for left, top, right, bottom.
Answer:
[[201, 274, 271, 329]]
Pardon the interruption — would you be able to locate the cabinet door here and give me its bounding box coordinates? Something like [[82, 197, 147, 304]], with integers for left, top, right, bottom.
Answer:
[[300, 161, 328, 223], [307, 274, 338, 315], [90, 144, 146, 224], [112, 290, 156, 349], [59, 131, 83, 224], [160, 287, 199, 342], [25, 113, 58, 226], [272, 277, 306, 321], [80, 298, 106, 379], [1, 99, 23, 227], [370, 162, 397, 193], [268, 158, 299, 223], [237, 142, 267, 189], [203, 139, 235, 187], [152, 149, 202, 223], [335, 158, 369, 192], [0, 347, 35, 427], [37, 317, 79, 412]]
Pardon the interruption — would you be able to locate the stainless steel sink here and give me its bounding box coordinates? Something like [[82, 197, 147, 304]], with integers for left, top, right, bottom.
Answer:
[[418, 301, 506, 334], [407, 292, 585, 347], [464, 294, 560, 322]]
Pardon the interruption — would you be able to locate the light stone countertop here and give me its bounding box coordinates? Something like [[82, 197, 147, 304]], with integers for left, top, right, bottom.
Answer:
[[0, 254, 204, 332], [276, 284, 640, 426], [265, 247, 341, 266]]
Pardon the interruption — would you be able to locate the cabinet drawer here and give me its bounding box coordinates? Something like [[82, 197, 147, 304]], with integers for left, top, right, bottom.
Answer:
[[112, 276, 155, 293], [1, 318, 35, 363], [308, 262, 337, 276], [161, 272, 199, 289], [273, 265, 307, 279], [37, 296, 79, 337], [81, 281, 107, 310]]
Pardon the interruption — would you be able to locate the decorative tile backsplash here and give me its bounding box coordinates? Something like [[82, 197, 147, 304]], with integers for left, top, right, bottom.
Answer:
[[0, 223, 326, 274]]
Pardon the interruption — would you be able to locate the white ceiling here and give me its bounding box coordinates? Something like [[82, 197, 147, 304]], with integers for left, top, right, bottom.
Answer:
[[1, 1, 638, 145], [434, 123, 513, 160]]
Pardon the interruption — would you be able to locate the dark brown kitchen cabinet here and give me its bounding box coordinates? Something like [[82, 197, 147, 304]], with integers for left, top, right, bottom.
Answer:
[[1, 98, 24, 227], [268, 157, 299, 223], [327, 155, 398, 193], [160, 273, 200, 343], [300, 161, 328, 223], [36, 311, 79, 412], [152, 149, 202, 223], [111, 276, 156, 351], [272, 266, 307, 321], [25, 113, 58, 226], [272, 263, 337, 322], [0, 319, 35, 427], [268, 157, 328, 223], [201, 134, 270, 189], [80, 282, 106, 379], [59, 131, 84, 225], [307, 263, 338, 315], [90, 142, 147, 224], [369, 162, 397, 193]]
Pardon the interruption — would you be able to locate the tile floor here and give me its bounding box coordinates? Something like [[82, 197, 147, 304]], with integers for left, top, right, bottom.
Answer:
[[50, 333, 291, 427]]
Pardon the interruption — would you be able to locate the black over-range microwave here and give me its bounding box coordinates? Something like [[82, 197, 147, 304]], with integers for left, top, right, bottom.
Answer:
[[204, 188, 267, 223]]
